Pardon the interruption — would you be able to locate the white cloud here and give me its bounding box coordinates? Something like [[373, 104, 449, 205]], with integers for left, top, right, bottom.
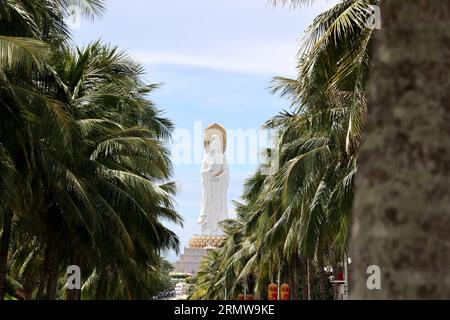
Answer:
[[131, 39, 299, 77]]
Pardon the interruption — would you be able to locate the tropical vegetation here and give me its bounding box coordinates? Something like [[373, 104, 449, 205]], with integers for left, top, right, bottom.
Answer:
[[0, 0, 181, 300], [6, 0, 435, 301], [190, 0, 379, 300]]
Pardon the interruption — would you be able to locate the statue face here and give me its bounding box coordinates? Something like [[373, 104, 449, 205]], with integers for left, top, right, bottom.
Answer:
[[207, 134, 223, 154], [210, 135, 221, 152]]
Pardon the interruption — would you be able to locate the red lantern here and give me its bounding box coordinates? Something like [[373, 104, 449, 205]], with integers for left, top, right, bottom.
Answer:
[[280, 283, 290, 300], [268, 283, 278, 300]]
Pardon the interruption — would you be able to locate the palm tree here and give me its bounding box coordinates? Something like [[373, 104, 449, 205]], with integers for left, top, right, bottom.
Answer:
[[190, 0, 377, 300], [2, 42, 182, 300], [30, 42, 181, 300], [243, 0, 374, 299], [0, 0, 105, 300], [351, 0, 450, 299], [0, 0, 182, 300], [253, 0, 375, 299]]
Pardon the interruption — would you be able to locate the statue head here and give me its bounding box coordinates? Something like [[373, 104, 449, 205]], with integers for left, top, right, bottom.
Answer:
[[204, 123, 227, 153]]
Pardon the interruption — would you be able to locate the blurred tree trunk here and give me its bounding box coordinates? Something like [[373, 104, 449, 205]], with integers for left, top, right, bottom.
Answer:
[[351, 0, 450, 299]]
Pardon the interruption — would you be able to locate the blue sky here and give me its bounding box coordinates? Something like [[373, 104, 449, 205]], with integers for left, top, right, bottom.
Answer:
[[73, 0, 338, 262]]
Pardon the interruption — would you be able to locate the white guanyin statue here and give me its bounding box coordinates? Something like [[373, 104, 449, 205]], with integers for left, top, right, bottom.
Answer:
[[197, 133, 229, 235]]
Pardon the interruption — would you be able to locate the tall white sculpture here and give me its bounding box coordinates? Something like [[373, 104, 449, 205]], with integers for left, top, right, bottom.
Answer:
[[197, 125, 229, 235]]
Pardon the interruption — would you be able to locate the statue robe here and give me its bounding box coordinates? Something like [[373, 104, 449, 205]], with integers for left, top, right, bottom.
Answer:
[[198, 141, 229, 235]]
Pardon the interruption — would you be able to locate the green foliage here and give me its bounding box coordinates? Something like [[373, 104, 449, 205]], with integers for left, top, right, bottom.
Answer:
[[154, 258, 176, 296], [190, 0, 378, 300], [0, 0, 181, 300]]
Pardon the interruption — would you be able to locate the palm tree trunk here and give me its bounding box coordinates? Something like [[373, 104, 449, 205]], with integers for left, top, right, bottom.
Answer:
[[332, 264, 340, 300], [288, 256, 300, 300], [351, 0, 450, 299], [307, 259, 313, 300], [37, 225, 60, 300], [0, 208, 12, 300], [44, 230, 60, 300], [45, 252, 59, 300], [318, 253, 326, 300], [301, 258, 308, 300]]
